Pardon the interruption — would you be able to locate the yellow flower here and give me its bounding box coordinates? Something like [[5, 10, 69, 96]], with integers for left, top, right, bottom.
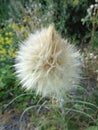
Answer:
[[5, 32, 13, 36], [8, 50, 15, 57], [0, 48, 6, 55], [11, 23, 19, 30], [4, 37, 13, 44], [5, 32, 9, 36], [5, 37, 9, 41], [0, 37, 4, 44], [9, 32, 13, 36], [6, 39, 13, 44]]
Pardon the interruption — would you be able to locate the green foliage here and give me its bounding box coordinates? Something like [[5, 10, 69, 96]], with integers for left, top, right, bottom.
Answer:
[[9, 0, 53, 34], [0, 22, 40, 111], [42, 0, 97, 47], [22, 94, 98, 130], [0, 1, 98, 129], [51, 0, 94, 43], [1, 0, 97, 46], [85, 126, 98, 130], [0, 22, 18, 104], [0, 0, 10, 23], [0, 65, 16, 101], [81, 1, 98, 48], [91, 32, 98, 47]]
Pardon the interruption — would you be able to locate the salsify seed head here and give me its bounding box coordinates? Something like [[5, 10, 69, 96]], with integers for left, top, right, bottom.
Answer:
[[15, 25, 82, 98]]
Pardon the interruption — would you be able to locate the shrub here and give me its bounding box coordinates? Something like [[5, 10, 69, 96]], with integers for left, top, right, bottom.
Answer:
[[0, 0, 9, 23], [0, 22, 18, 102], [9, 0, 53, 34], [0, 22, 40, 111], [52, 0, 95, 44], [82, 0, 98, 47]]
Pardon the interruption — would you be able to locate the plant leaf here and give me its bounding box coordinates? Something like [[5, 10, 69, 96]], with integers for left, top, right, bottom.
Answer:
[[85, 126, 98, 130]]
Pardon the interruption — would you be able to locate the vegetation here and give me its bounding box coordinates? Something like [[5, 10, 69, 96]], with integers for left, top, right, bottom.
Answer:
[[0, 0, 98, 130]]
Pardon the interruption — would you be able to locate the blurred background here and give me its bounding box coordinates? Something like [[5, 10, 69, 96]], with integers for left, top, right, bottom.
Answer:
[[0, 0, 98, 130]]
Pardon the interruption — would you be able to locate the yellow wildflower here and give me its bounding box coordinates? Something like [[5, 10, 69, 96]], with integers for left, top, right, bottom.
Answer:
[[0, 37, 4, 44], [8, 50, 15, 57], [6, 39, 13, 44], [0, 48, 6, 55], [9, 32, 13, 36], [5, 32, 9, 36], [11, 23, 19, 30], [5, 37, 9, 41]]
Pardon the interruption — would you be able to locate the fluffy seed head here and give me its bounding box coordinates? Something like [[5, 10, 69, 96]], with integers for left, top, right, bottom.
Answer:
[[15, 25, 82, 98]]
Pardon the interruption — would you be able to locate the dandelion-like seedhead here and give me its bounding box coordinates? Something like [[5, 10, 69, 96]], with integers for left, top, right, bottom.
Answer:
[[15, 25, 82, 98]]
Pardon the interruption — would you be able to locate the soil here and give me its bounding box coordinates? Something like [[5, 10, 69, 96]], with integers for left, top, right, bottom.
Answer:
[[0, 110, 36, 130]]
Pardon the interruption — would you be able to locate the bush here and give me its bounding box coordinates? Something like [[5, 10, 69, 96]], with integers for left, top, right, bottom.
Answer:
[[0, 22, 40, 111], [0, 22, 18, 103], [0, 0, 10, 23], [9, 0, 53, 34], [52, 0, 95, 44]]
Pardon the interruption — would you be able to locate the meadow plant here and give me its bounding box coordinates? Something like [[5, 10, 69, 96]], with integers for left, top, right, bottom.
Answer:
[[82, 49, 98, 84], [0, 22, 18, 104], [14, 25, 84, 129], [81, 0, 98, 94], [81, 0, 98, 47], [15, 25, 82, 100], [9, 0, 53, 40], [1, 1, 98, 129], [0, 22, 39, 111]]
